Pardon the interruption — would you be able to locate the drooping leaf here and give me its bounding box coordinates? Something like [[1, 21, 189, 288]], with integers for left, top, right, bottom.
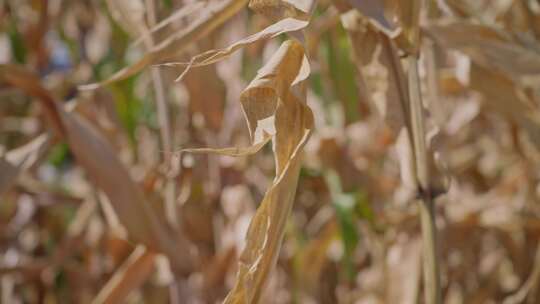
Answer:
[[0, 64, 193, 273], [168, 17, 310, 81], [223, 39, 313, 304], [180, 39, 313, 303]]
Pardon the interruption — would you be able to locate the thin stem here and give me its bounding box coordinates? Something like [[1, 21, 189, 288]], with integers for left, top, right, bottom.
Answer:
[[408, 54, 442, 304], [144, 0, 178, 228]]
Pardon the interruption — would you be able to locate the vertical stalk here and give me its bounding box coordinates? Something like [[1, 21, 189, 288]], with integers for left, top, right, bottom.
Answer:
[[144, 0, 178, 229], [404, 0, 442, 300], [408, 52, 442, 304]]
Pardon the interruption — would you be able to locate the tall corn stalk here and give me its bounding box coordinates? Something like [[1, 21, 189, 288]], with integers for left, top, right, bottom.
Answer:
[[406, 1, 442, 302]]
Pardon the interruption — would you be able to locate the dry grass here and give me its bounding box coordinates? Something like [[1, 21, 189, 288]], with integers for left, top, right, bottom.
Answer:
[[1, 0, 540, 303]]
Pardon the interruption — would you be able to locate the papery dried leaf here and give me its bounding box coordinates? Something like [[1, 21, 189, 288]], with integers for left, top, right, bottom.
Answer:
[[179, 39, 313, 303], [181, 136, 272, 157], [222, 40, 313, 304], [80, 0, 249, 89], [426, 21, 540, 86], [93, 246, 156, 304], [169, 17, 309, 81], [183, 39, 313, 302], [0, 64, 193, 273]]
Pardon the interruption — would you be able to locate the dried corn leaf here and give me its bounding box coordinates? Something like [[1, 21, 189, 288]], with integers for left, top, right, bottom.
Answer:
[[80, 0, 249, 89], [426, 21, 540, 86], [183, 40, 313, 303], [226, 40, 313, 304], [93, 246, 157, 304], [0, 64, 193, 273], [170, 17, 309, 81], [181, 136, 272, 157]]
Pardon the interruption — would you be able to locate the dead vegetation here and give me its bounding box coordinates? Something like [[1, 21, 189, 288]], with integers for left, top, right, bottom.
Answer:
[[1, 0, 540, 303]]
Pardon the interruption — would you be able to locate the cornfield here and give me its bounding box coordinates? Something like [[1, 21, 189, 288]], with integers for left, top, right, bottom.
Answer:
[[1, 0, 540, 303]]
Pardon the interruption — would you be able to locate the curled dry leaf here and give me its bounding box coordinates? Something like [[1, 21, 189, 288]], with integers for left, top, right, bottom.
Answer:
[[223, 39, 313, 304], [183, 39, 313, 303], [0, 64, 193, 274], [170, 17, 309, 81]]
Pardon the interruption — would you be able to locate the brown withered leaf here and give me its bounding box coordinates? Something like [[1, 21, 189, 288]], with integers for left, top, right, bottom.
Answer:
[[80, 0, 249, 89], [93, 246, 157, 304], [182, 40, 313, 303], [223, 39, 313, 304], [0, 64, 193, 274], [182, 136, 272, 157], [168, 17, 309, 81], [425, 21, 540, 87]]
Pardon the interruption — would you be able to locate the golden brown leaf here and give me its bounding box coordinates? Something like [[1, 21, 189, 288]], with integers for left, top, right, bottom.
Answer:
[[169, 17, 309, 81], [93, 246, 157, 304], [222, 39, 313, 304]]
